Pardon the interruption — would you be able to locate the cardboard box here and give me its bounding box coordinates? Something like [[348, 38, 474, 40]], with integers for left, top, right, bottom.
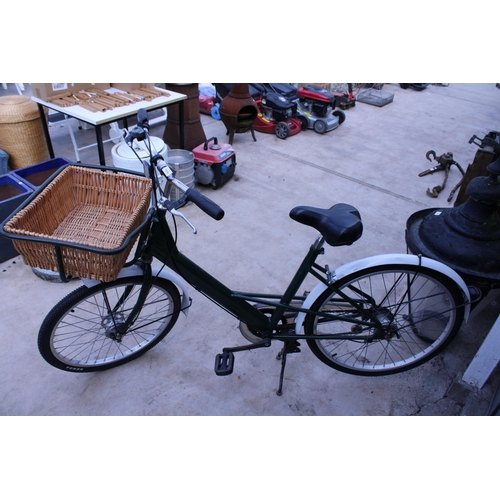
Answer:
[[31, 83, 111, 102], [31, 84, 165, 112]]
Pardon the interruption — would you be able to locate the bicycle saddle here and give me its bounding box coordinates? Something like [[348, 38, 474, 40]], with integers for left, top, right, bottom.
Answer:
[[289, 203, 363, 246]]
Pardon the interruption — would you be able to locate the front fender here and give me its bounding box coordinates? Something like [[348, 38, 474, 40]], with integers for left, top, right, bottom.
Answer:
[[81, 265, 191, 316], [295, 253, 471, 335]]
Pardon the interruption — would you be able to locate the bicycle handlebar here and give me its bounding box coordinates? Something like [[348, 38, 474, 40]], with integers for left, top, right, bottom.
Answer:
[[162, 171, 225, 221], [137, 108, 149, 131], [184, 188, 225, 220], [135, 108, 225, 222]]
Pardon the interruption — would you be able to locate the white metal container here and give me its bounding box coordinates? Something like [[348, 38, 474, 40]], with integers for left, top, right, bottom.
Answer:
[[111, 136, 168, 175]]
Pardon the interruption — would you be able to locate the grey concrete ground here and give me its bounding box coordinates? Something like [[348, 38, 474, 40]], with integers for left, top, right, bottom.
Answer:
[[1, 83, 499, 416]]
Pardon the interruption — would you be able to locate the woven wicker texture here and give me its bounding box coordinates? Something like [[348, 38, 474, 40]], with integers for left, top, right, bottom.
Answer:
[[4, 165, 152, 281], [0, 95, 49, 170]]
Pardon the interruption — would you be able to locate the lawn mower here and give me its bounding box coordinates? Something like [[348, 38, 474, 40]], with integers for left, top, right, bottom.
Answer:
[[295, 84, 346, 134], [331, 84, 357, 110], [260, 83, 347, 135], [192, 137, 236, 189], [251, 84, 302, 140]]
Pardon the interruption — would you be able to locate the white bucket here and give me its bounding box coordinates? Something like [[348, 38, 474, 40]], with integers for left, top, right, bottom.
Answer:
[[111, 136, 168, 175], [167, 149, 195, 202]]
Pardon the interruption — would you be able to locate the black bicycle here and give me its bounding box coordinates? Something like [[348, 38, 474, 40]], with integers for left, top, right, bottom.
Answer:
[[2, 109, 472, 395]]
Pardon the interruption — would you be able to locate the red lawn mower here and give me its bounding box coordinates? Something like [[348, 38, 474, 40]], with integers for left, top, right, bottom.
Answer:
[[258, 84, 347, 135], [330, 83, 356, 110], [250, 83, 302, 140]]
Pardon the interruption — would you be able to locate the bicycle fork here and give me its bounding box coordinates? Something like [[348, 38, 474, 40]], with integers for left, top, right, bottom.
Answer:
[[100, 259, 154, 341]]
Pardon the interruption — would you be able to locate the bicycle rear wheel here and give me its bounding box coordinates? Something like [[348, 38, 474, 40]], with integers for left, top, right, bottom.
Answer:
[[304, 264, 465, 375], [38, 277, 181, 372]]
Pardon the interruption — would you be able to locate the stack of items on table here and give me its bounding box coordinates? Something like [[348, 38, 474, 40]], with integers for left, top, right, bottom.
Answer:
[[45, 87, 166, 113]]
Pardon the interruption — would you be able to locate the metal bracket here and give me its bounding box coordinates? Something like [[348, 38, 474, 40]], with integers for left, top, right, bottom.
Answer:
[[325, 264, 336, 285], [419, 150, 465, 202]]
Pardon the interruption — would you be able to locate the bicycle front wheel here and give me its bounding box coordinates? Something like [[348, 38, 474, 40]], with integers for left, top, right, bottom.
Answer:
[[304, 264, 465, 375], [38, 277, 181, 372]]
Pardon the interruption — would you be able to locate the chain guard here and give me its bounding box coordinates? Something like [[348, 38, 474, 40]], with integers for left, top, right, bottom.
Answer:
[[239, 306, 289, 343]]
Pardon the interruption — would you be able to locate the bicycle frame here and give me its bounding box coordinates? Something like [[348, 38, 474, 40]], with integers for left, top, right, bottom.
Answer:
[[143, 204, 382, 341]]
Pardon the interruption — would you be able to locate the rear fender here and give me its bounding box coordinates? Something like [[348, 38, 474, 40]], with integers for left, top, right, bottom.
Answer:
[[295, 253, 470, 335], [81, 265, 191, 316]]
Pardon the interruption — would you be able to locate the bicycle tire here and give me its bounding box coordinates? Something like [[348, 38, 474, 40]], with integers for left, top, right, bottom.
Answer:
[[304, 264, 465, 376], [38, 276, 181, 372]]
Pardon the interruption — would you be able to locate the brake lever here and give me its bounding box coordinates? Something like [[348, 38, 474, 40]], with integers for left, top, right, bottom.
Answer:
[[170, 208, 197, 234], [124, 125, 147, 145]]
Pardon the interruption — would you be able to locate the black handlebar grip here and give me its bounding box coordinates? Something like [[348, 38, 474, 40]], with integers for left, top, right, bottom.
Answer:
[[185, 188, 225, 220]]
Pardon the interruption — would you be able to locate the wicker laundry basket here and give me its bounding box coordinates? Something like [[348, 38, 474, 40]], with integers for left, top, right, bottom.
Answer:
[[0, 95, 49, 170], [3, 165, 152, 281]]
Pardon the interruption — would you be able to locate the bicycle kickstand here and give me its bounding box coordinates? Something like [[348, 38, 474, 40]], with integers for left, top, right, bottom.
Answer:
[[276, 340, 301, 396]]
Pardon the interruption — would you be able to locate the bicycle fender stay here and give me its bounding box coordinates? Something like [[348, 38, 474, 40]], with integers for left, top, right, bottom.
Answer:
[[295, 253, 471, 335], [81, 265, 191, 316]]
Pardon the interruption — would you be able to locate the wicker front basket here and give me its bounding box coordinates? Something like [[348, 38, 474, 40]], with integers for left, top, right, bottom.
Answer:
[[4, 165, 152, 281]]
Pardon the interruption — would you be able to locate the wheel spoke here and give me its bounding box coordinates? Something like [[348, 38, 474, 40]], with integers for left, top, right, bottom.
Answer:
[[305, 265, 464, 375], [38, 278, 181, 371]]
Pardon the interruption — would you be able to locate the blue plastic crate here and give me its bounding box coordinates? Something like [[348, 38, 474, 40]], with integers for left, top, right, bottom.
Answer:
[[0, 173, 33, 262], [0, 149, 9, 175], [10, 156, 70, 190]]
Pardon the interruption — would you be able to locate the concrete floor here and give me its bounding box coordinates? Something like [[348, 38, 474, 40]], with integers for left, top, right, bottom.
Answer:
[[1, 83, 499, 416]]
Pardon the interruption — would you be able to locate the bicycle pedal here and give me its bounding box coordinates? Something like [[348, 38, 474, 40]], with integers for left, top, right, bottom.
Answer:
[[214, 351, 235, 376]]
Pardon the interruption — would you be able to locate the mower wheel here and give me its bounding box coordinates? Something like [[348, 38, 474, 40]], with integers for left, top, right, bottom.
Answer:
[[298, 116, 308, 131], [313, 120, 327, 134], [275, 121, 290, 139], [333, 109, 346, 125]]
